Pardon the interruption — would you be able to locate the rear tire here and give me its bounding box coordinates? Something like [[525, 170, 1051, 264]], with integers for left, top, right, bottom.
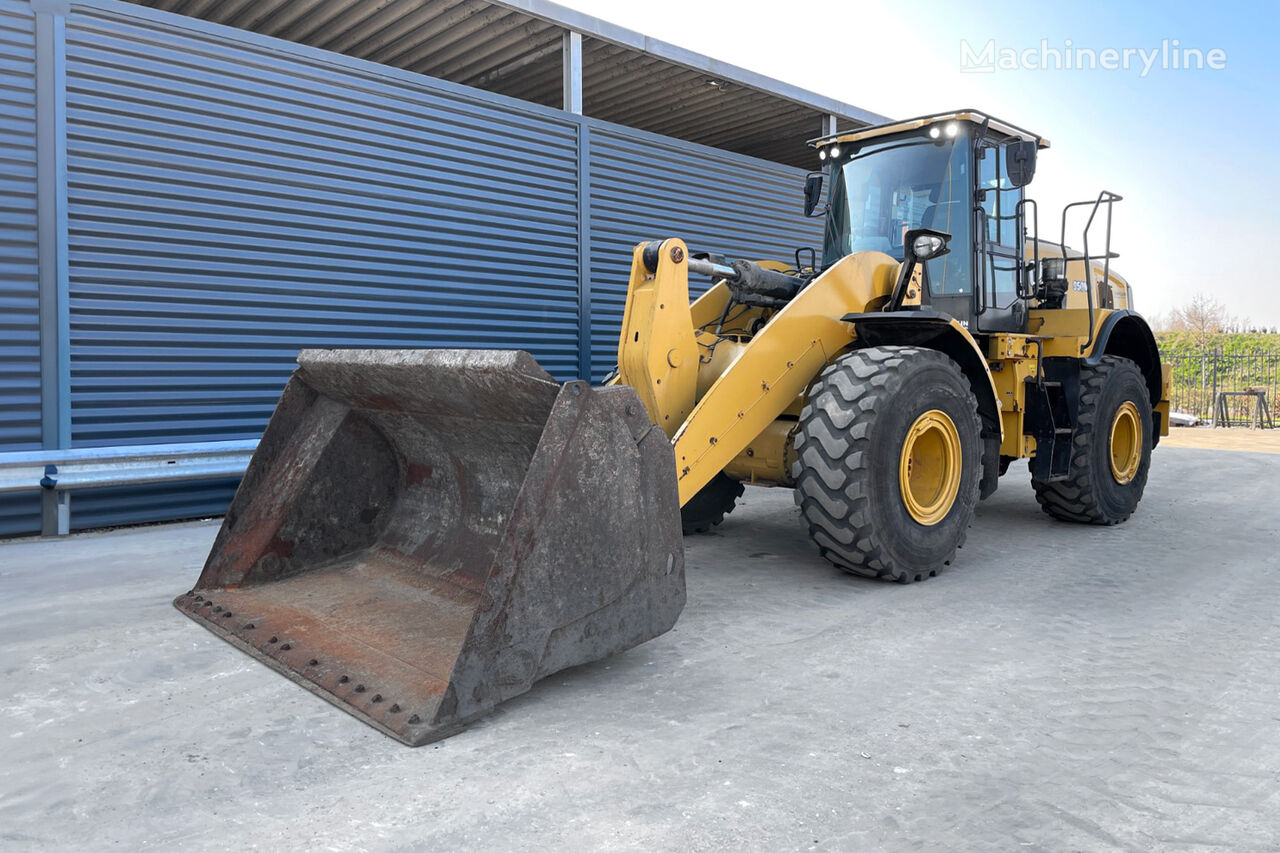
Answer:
[[681, 473, 744, 535], [1032, 356, 1152, 524], [792, 346, 983, 582]]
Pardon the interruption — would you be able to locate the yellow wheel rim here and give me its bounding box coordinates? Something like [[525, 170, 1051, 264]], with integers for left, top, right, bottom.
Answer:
[[1109, 400, 1142, 485], [899, 410, 962, 526]]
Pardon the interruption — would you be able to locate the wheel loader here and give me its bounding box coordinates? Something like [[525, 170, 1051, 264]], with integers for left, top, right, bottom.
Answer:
[[176, 110, 1170, 745]]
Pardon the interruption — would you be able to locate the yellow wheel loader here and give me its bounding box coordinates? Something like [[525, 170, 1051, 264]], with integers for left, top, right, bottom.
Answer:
[[176, 110, 1170, 745]]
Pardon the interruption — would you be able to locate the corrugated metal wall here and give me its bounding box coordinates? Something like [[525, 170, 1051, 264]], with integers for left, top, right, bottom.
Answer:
[[1, 0, 822, 536], [0, 1, 37, 449], [587, 127, 820, 380], [65, 4, 581, 448], [0, 0, 39, 535]]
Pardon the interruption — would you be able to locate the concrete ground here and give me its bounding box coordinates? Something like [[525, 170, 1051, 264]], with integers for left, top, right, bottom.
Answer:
[[2, 447, 1279, 852], [1160, 424, 1280, 454]]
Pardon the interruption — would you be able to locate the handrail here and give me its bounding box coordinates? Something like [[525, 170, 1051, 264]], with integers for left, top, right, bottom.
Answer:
[[1059, 191, 1122, 353], [975, 206, 989, 314], [1016, 197, 1039, 299], [975, 204, 1025, 318]]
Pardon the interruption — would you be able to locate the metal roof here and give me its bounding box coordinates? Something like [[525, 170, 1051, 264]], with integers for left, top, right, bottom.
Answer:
[[126, 0, 887, 168]]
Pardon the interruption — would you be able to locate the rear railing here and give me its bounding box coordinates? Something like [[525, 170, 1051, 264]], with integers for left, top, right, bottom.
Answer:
[[1060, 191, 1122, 352]]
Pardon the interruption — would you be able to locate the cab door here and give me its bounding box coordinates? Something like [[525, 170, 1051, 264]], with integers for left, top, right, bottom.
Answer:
[[974, 141, 1026, 333]]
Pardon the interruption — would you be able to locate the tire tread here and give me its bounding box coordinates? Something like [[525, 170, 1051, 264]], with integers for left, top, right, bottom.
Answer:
[[792, 346, 981, 582], [1032, 356, 1150, 525]]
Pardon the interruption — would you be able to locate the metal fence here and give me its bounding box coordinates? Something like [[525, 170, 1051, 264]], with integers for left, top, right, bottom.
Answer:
[[1163, 353, 1280, 423]]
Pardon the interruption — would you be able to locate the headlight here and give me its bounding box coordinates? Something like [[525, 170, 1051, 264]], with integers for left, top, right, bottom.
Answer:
[[928, 126, 941, 139], [818, 148, 827, 160], [829, 145, 841, 158], [944, 123, 959, 138], [912, 233, 947, 259]]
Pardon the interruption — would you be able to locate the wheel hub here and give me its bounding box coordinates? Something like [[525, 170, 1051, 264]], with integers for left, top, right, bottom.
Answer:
[[1109, 400, 1142, 484], [899, 409, 962, 526]]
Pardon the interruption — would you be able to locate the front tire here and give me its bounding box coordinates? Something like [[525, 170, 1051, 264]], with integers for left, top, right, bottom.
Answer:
[[1032, 356, 1152, 524], [792, 346, 983, 582]]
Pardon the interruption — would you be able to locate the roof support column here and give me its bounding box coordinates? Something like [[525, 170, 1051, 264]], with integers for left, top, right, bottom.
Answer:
[[562, 30, 582, 114], [575, 124, 592, 381], [34, 0, 71, 535], [822, 114, 837, 137]]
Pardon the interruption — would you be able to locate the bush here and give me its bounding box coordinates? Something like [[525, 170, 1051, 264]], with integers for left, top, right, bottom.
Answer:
[[1156, 331, 1280, 359]]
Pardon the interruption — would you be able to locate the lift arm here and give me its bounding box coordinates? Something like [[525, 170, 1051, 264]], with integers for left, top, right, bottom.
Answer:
[[617, 239, 902, 506]]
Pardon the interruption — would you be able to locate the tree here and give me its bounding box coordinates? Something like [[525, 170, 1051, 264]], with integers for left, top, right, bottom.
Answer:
[[1166, 294, 1238, 348]]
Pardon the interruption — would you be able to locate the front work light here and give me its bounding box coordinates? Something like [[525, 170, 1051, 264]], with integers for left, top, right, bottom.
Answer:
[[892, 228, 953, 309], [912, 233, 948, 260]]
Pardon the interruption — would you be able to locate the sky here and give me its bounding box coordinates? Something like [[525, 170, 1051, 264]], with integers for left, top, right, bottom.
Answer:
[[559, 0, 1280, 328]]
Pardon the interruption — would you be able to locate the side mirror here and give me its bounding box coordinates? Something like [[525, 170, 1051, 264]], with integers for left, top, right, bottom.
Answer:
[[1005, 140, 1038, 188], [803, 173, 824, 217]]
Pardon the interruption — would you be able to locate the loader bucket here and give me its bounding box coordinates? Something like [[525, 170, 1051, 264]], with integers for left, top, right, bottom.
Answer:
[[174, 349, 684, 746]]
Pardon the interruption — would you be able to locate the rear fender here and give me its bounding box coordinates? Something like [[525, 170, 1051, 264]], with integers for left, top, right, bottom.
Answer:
[[1085, 310, 1168, 440]]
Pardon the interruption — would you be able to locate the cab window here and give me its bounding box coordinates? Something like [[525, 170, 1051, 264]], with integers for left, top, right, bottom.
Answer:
[[977, 143, 1022, 248], [823, 131, 972, 297]]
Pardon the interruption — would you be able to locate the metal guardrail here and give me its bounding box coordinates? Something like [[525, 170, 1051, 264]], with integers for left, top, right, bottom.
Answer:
[[0, 440, 255, 536]]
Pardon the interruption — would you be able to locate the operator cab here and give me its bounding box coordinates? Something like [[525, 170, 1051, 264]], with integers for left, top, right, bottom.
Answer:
[[807, 110, 1048, 335]]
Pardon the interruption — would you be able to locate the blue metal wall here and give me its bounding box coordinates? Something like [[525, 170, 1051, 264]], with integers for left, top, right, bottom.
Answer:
[[1, 0, 821, 536], [0, 0, 40, 534], [0, 2, 37, 448], [587, 126, 821, 381], [65, 4, 582, 447]]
